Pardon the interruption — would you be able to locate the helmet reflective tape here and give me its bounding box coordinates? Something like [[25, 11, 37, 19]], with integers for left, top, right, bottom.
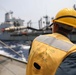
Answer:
[[35, 35, 74, 52], [55, 15, 76, 20]]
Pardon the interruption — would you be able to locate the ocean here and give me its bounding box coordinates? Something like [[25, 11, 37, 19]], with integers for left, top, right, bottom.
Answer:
[[0, 41, 30, 62]]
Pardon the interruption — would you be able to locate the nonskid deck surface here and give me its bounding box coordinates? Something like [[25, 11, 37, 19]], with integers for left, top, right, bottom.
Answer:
[[0, 54, 27, 75]]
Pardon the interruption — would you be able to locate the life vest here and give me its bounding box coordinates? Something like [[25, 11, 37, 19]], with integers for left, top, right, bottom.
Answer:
[[26, 33, 76, 75]]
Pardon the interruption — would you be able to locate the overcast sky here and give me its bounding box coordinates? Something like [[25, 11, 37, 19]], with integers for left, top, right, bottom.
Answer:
[[0, 0, 76, 27]]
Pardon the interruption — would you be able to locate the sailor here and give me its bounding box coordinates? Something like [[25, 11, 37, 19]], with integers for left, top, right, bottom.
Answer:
[[26, 8, 76, 75]]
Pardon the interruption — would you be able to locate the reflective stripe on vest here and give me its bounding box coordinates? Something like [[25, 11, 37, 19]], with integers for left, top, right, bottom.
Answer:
[[35, 35, 74, 52]]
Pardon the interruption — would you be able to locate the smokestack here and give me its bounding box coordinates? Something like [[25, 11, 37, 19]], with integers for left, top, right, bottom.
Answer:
[[5, 13, 10, 22]]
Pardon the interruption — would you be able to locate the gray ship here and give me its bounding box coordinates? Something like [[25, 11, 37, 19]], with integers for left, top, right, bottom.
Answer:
[[0, 12, 52, 41]]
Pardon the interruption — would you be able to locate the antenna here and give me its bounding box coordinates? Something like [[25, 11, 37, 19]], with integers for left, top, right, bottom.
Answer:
[[9, 10, 13, 18], [43, 15, 50, 26], [27, 20, 32, 27], [38, 18, 42, 29]]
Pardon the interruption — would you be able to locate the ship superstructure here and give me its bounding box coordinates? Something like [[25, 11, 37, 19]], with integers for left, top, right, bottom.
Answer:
[[0, 12, 52, 41]]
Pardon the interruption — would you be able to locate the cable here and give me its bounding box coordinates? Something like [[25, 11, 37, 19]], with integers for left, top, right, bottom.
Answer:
[[0, 40, 23, 58]]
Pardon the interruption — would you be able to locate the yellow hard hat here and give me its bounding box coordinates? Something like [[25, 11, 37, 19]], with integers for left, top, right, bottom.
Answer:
[[53, 8, 76, 28]]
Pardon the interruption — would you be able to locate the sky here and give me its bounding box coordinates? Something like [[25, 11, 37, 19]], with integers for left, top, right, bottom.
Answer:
[[0, 0, 76, 28]]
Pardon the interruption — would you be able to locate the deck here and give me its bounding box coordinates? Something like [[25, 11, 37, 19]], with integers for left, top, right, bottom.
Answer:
[[0, 54, 27, 75]]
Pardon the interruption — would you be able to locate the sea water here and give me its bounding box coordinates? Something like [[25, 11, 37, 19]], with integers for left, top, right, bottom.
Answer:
[[0, 41, 30, 62]]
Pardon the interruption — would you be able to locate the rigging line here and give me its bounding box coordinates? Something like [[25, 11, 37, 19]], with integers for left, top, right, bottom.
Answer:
[[0, 4, 7, 12], [0, 40, 23, 58]]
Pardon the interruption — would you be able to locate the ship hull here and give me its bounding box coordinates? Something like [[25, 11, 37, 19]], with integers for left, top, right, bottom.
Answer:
[[0, 30, 52, 41]]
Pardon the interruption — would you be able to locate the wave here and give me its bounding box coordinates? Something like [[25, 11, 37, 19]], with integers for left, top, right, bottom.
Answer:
[[0, 41, 30, 62]]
